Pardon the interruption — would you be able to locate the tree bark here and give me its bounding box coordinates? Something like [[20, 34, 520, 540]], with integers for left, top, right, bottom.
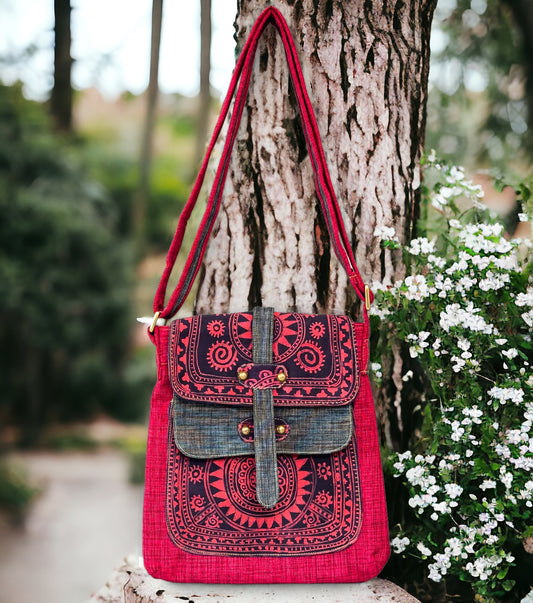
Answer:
[[194, 0, 436, 446], [195, 0, 212, 168], [135, 0, 163, 252], [50, 0, 73, 132]]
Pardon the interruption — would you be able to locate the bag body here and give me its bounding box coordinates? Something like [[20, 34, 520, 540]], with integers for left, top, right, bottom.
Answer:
[[142, 6, 389, 584]]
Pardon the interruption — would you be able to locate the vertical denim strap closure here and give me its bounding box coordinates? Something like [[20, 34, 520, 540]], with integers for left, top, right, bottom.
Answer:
[[252, 307, 279, 509]]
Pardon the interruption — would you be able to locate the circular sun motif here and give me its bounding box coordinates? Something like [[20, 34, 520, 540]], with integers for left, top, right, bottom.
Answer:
[[207, 456, 314, 530], [229, 313, 253, 359], [189, 465, 205, 484], [204, 513, 222, 528], [315, 490, 333, 507], [207, 319, 225, 338], [317, 462, 332, 480], [207, 341, 238, 372], [309, 321, 326, 339], [272, 313, 306, 361], [191, 494, 206, 511], [294, 341, 326, 374]]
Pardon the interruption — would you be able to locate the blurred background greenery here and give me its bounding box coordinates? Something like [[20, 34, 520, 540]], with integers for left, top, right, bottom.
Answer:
[[0, 0, 531, 548]]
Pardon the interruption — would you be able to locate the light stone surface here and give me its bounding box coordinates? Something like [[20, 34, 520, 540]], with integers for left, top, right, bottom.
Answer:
[[88, 555, 421, 603]]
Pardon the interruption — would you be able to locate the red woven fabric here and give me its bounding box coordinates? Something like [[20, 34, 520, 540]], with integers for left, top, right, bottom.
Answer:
[[143, 327, 389, 583]]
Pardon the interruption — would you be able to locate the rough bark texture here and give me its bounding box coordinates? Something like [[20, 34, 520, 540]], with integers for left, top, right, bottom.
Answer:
[[194, 0, 436, 445]]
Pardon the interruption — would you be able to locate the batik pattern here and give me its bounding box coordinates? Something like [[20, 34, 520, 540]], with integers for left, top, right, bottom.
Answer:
[[166, 310, 362, 556], [166, 432, 362, 556], [169, 312, 359, 406]]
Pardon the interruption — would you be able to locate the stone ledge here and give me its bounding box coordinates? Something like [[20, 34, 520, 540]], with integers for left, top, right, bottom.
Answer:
[[88, 555, 420, 603]]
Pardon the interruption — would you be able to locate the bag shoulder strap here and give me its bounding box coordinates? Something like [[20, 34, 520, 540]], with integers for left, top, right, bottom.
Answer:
[[151, 7, 372, 332]]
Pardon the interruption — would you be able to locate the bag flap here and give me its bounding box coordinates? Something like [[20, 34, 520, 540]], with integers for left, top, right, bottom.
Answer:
[[172, 398, 353, 458], [169, 311, 359, 407]]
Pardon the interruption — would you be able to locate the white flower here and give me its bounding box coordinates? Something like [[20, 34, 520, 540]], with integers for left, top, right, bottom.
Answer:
[[407, 331, 431, 358], [479, 271, 510, 291], [457, 274, 477, 291], [417, 542, 432, 557], [444, 483, 463, 499], [371, 362, 383, 378], [428, 565, 443, 582], [428, 254, 446, 269], [457, 337, 471, 352], [432, 193, 447, 209], [480, 479, 496, 491], [462, 406, 483, 424], [439, 302, 495, 335], [518, 213, 529, 222], [374, 225, 399, 242], [391, 536, 410, 553], [427, 149, 437, 163], [515, 289, 533, 307], [403, 275, 432, 301], [488, 386, 524, 405], [451, 356, 466, 372], [522, 310, 533, 327], [369, 305, 392, 319], [445, 537, 463, 557], [500, 471, 513, 489], [408, 237, 436, 256], [447, 165, 465, 183], [397, 450, 413, 462], [450, 421, 465, 441], [502, 348, 518, 359], [402, 370, 414, 382]]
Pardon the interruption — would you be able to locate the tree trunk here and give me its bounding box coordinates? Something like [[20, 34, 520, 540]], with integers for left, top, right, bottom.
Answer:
[[135, 0, 163, 252], [50, 0, 73, 132], [195, 0, 212, 168], [504, 0, 533, 152], [194, 0, 436, 446]]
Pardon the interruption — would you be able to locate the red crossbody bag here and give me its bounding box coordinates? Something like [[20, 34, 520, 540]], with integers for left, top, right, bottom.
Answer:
[[142, 6, 390, 583]]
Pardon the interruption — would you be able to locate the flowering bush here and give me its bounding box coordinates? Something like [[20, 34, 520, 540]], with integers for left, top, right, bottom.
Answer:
[[372, 153, 533, 602]]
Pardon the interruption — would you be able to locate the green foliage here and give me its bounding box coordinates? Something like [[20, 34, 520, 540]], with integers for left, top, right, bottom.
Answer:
[[0, 84, 143, 438], [81, 130, 189, 252], [372, 154, 533, 602], [0, 459, 39, 522]]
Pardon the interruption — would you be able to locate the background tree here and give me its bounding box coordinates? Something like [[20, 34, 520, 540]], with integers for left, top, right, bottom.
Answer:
[[194, 0, 437, 449], [194, 0, 212, 168], [135, 0, 164, 253], [50, 0, 73, 132], [0, 85, 135, 445]]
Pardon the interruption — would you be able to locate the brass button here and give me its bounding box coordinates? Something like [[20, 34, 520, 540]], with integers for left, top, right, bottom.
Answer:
[[241, 425, 251, 436], [276, 425, 286, 435], [276, 372, 287, 383], [238, 370, 248, 381]]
